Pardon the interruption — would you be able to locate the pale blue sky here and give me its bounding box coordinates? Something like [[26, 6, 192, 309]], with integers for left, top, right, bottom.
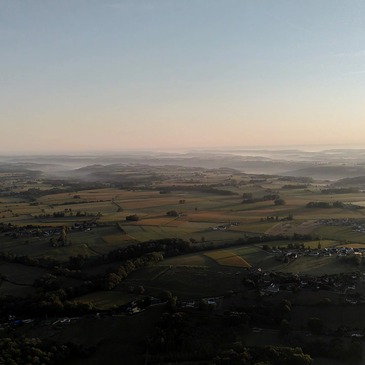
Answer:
[[1, 0, 365, 153]]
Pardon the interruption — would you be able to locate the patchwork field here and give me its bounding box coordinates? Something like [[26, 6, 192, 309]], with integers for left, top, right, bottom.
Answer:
[[75, 291, 137, 310], [3, 161, 365, 364], [204, 249, 251, 268], [2, 171, 365, 264]]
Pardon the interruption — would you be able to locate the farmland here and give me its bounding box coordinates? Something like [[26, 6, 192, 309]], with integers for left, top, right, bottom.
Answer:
[[2, 159, 365, 364], [203, 249, 251, 268], [2, 174, 365, 262]]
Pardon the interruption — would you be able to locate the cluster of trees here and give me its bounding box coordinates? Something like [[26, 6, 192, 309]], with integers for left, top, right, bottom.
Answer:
[[303, 337, 362, 364], [262, 242, 306, 251], [0, 231, 318, 320], [149, 312, 196, 356], [242, 193, 282, 204], [0, 283, 94, 319], [21, 187, 69, 200], [0, 251, 59, 269], [35, 211, 99, 219], [240, 233, 314, 245], [0, 232, 316, 275], [69, 252, 162, 287], [261, 214, 292, 222], [278, 176, 313, 183], [159, 189, 171, 194], [282, 184, 308, 189], [156, 185, 237, 196], [166, 210, 179, 217], [77, 234, 316, 271], [321, 188, 359, 194], [0, 252, 164, 319], [306, 201, 344, 208], [49, 227, 70, 247], [100, 238, 191, 267], [231, 300, 292, 328], [0, 238, 186, 273], [0, 222, 47, 234], [0, 337, 93, 365], [262, 216, 281, 222], [244, 346, 312, 365], [125, 214, 139, 221], [6, 186, 76, 202], [149, 310, 312, 365], [103, 252, 163, 290]]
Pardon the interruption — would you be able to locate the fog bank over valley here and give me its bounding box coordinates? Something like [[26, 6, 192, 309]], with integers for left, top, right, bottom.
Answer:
[[2, 147, 365, 182]]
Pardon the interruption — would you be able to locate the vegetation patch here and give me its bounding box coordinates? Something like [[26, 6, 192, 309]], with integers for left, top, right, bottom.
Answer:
[[75, 291, 136, 310], [204, 249, 251, 268]]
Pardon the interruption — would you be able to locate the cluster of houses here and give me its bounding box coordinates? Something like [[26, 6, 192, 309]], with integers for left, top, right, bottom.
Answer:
[[1, 221, 98, 240], [272, 245, 365, 262], [73, 221, 97, 232], [0, 317, 34, 330], [210, 222, 240, 231], [52, 317, 79, 329], [318, 218, 365, 233], [180, 297, 220, 309], [244, 269, 364, 298], [115, 297, 164, 315], [3, 226, 62, 238]]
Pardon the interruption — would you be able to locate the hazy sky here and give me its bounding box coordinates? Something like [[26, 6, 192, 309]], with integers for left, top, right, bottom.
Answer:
[[1, 0, 365, 153]]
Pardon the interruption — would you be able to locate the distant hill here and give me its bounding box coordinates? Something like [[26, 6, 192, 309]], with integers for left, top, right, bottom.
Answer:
[[283, 165, 365, 181], [3, 150, 365, 182], [0, 163, 42, 177], [332, 176, 365, 188]]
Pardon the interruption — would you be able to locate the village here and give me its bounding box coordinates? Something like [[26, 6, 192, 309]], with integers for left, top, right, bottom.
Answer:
[[317, 218, 365, 233]]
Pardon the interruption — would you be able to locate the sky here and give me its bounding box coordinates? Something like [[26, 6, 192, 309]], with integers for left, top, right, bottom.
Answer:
[[1, 0, 365, 154]]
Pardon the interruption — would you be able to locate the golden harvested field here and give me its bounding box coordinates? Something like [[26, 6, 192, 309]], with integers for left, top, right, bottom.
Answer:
[[163, 219, 186, 227], [39, 188, 124, 203], [132, 215, 179, 226], [187, 211, 242, 223], [204, 249, 251, 268], [118, 196, 193, 210]]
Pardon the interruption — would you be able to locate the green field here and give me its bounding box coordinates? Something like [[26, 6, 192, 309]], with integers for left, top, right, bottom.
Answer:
[[123, 264, 247, 299]]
